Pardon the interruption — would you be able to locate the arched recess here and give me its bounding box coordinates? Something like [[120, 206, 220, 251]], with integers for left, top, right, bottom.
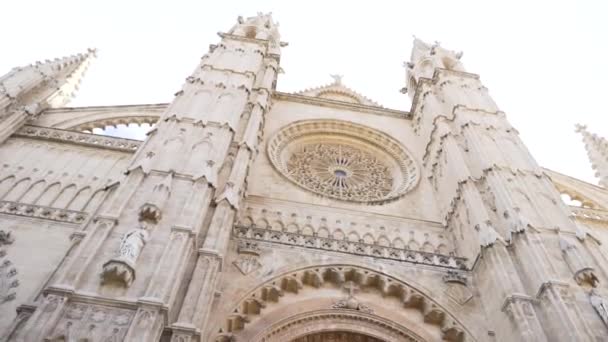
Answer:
[[212, 265, 474, 342]]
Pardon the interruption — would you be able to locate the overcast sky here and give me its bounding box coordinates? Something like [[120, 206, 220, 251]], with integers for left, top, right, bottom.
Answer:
[[2, 0, 607, 184]]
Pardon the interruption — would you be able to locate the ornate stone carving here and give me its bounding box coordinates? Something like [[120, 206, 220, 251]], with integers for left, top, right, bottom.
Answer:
[[0, 230, 18, 304], [286, 143, 394, 202], [560, 237, 599, 287], [248, 310, 421, 342], [101, 222, 150, 286], [233, 240, 262, 275], [15, 125, 141, 152], [443, 270, 472, 305], [0, 201, 88, 224], [331, 281, 373, 313], [47, 302, 135, 341], [590, 290, 608, 328], [267, 120, 419, 204], [234, 226, 467, 270], [443, 270, 468, 285]]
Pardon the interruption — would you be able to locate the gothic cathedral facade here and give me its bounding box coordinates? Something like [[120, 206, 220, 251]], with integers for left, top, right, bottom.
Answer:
[[2, 13, 608, 342]]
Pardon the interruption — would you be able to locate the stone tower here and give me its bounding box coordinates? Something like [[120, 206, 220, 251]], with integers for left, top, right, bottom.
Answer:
[[2, 13, 608, 342]]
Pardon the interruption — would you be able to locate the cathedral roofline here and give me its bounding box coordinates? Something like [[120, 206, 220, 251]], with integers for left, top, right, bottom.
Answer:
[[274, 91, 410, 118]]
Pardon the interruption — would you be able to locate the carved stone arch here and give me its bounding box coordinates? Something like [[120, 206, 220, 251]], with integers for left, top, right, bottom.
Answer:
[[270, 220, 284, 232], [408, 240, 420, 251], [362, 233, 375, 245], [18, 179, 47, 204], [347, 231, 360, 242], [285, 223, 299, 233], [301, 225, 314, 236], [240, 216, 254, 227], [317, 227, 330, 238], [34, 105, 163, 131], [35, 182, 61, 206], [52, 184, 78, 208], [82, 188, 106, 212], [213, 264, 475, 342], [0, 175, 16, 198], [67, 186, 92, 211], [377, 235, 390, 247], [332, 229, 345, 240], [255, 310, 423, 342], [421, 242, 434, 253], [3, 178, 32, 202], [255, 218, 270, 229], [393, 237, 405, 249]]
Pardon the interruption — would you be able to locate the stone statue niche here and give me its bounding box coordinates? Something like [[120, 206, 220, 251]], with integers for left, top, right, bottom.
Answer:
[[101, 221, 151, 287]]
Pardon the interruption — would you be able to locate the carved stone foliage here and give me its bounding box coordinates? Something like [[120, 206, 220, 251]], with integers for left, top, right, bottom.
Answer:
[[233, 240, 262, 275], [235, 226, 467, 270], [0, 201, 88, 224], [47, 302, 135, 341], [267, 120, 419, 204], [0, 229, 18, 304], [218, 265, 469, 342], [16, 125, 141, 152]]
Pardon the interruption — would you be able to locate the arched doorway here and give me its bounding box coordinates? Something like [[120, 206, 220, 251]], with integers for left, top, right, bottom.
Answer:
[[212, 265, 473, 342], [293, 331, 383, 342]]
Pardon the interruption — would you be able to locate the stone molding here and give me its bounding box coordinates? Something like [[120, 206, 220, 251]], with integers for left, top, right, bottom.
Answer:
[[274, 92, 410, 118], [219, 264, 469, 342], [235, 225, 466, 270], [15, 125, 141, 152], [0, 200, 88, 224], [252, 310, 422, 342], [570, 206, 608, 224]]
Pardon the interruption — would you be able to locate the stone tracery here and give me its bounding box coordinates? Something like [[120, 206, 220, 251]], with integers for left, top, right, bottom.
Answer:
[[268, 120, 419, 204], [286, 143, 394, 202]]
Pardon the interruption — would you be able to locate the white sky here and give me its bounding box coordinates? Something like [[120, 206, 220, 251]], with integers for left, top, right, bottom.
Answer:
[[2, 0, 607, 184]]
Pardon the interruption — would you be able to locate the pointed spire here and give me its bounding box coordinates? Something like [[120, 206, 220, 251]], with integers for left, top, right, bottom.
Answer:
[[0, 48, 97, 143], [576, 124, 608, 187], [0, 48, 97, 111]]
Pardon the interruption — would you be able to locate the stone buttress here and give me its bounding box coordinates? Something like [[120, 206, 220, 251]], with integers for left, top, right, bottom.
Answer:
[[407, 39, 608, 341], [3, 14, 282, 341]]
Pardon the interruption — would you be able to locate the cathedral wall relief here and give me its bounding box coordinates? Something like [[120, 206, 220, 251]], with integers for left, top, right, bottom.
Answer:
[[0, 217, 77, 334], [0, 135, 130, 214], [239, 197, 454, 258], [247, 98, 442, 221]]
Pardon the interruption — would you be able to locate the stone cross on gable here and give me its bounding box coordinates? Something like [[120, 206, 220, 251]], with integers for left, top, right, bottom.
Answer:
[[343, 281, 358, 297]]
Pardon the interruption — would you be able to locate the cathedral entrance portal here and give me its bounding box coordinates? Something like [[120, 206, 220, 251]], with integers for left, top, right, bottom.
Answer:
[[292, 331, 385, 342]]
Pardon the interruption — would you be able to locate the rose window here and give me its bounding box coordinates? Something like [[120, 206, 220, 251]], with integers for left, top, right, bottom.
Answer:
[[268, 120, 419, 204]]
